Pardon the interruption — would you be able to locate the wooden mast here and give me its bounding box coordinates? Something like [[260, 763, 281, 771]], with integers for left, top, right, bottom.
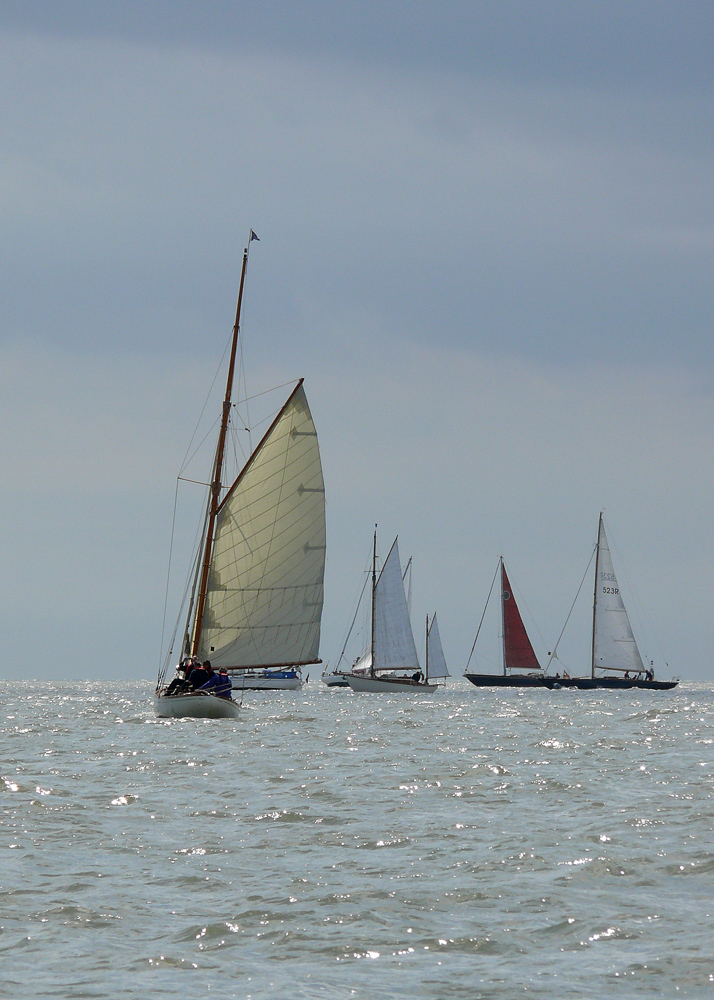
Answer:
[[591, 514, 603, 678], [191, 246, 250, 656]]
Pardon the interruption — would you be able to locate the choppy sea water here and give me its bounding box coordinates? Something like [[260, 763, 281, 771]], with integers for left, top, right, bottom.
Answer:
[[1, 679, 713, 999]]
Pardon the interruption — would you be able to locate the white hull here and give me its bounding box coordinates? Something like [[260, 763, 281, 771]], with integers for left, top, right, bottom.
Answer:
[[321, 673, 350, 687], [154, 692, 240, 719], [231, 672, 303, 691], [346, 674, 437, 693]]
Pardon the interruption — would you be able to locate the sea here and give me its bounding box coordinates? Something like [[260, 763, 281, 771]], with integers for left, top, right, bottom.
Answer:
[[1, 678, 713, 1000]]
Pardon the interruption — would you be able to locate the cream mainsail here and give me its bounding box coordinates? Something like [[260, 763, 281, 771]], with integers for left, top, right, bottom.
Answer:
[[195, 382, 326, 669], [592, 515, 644, 676]]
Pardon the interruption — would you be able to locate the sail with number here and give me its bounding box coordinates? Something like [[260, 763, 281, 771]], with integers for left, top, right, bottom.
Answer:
[[426, 613, 449, 679], [591, 515, 644, 677], [501, 561, 541, 673], [194, 381, 326, 670]]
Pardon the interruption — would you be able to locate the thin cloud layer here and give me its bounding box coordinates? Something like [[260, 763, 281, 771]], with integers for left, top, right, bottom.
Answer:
[[0, 9, 712, 679]]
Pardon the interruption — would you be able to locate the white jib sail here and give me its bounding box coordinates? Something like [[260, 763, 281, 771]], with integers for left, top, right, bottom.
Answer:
[[426, 613, 449, 678], [197, 383, 326, 669], [372, 538, 420, 673], [593, 520, 644, 674]]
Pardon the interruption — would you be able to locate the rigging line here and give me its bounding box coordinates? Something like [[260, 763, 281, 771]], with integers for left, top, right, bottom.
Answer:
[[546, 546, 596, 673], [180, 414, 221, 479], [177, 339, 231, 477], [158, 478, 181, 680], [465, 559, 500, 671], [335, 571, 372, 671], [159, 504, 208, 686]]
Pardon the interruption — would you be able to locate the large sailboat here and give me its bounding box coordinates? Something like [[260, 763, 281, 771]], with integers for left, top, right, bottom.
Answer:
[[465, 559, 548, 688], [344, 534, 439, 693], [155, 240, 326, 717]]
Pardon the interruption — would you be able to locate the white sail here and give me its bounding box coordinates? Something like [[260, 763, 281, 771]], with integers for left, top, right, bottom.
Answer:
[[593, 518, 644, 674], [197, 383, 326, 669], [372, 538, 420, 672], [426, 613, 449, 679]]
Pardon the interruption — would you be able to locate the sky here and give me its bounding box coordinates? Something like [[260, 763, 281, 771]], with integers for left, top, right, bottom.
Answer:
[[1, 1, 713, 681]]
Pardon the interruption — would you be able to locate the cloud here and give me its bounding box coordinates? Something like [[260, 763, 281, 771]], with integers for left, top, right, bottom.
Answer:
[[0, 21, 712, 681]]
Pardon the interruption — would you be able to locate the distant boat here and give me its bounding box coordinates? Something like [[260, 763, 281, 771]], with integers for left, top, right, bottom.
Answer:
[[155, 240, 326, 718], [465, 558, 548, 688], [553, 515, 678, 691], [343, 533, 438, 693]]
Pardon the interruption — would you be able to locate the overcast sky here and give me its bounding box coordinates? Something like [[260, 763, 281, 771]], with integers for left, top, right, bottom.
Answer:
[[1, 1, 713, 681]]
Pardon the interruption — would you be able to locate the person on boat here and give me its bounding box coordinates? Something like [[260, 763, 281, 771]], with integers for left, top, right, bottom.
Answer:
[[166, 660, 191, 695], [198, 661, 219, 692], [624, 671, 630, 679], [188, 658, 209, 689], [215, 668, 233, 699]]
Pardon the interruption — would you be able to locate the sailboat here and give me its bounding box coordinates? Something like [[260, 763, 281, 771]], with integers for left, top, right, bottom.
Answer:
[[586, 514, 676, 689], [545, 515, 678, 690], [425, 612, 450, 685], [344, 534, 439, 693], [465, 558, 549, 688], [154, 240, 326, 718]]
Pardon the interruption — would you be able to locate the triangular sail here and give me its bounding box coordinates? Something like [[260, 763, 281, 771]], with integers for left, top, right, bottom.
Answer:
[[426, 613, 449, 678], [196, 383, 326, 669], [501, 561, 541, 673], [372, 538, 420, 672], [593, 518, 644, 675]]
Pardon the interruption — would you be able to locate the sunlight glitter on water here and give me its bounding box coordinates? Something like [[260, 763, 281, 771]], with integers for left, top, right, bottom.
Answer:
[[1, 679, 714, 999]]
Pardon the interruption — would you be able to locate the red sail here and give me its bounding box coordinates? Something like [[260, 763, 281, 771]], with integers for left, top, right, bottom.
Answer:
[[501, 563, 541, 672]]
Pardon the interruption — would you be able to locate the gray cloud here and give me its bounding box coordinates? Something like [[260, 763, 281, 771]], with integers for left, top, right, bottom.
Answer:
[[1, 12, 711, 680]]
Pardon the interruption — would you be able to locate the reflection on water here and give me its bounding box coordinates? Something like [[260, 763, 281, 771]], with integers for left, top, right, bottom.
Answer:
[[1, 680, 713, 999]]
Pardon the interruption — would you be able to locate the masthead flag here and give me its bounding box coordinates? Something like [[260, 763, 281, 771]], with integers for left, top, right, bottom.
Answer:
[[250, 230, 260, 242]]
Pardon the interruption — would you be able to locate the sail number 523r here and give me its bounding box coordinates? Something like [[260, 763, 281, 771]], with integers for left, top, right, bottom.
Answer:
[[602, 586, 619, 595]]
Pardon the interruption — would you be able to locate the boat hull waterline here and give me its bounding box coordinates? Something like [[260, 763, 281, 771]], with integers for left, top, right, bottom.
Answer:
[[231, 672, 303, 691], [346, 674, 437, 693], [154, 692, 241, 719], [464, 673, 678, 691], [321, 673, 350, 687]]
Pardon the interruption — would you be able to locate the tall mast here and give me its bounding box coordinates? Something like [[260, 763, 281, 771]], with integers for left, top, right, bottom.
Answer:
[[370, 526, 377, 677], [591, 513, 603, 678], [191, 245, 250, 655], [500, 557, 507, 676]]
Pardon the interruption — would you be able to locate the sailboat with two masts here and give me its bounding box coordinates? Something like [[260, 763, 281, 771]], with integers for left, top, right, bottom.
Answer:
[[342, 533, 445, 693], [155, 239, 326, 717], [465, 558, 549, 688]]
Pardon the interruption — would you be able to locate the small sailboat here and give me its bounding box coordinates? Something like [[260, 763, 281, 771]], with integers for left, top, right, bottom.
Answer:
[[155, 239, 326, 718], [465, 558, 548, 688], [425, 612, 450, 685], [344, 533, 438, 693]]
